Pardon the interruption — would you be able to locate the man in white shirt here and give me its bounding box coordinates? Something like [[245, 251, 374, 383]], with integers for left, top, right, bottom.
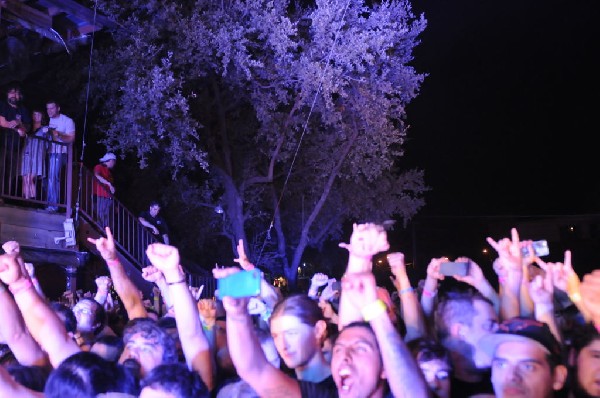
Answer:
[[45, 100, 75, 212]]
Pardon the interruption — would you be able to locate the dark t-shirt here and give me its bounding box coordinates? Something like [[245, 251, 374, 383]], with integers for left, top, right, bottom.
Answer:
[[0, 101, 32, 125], [450, 369, 495, 398], [0, 101, 31, 151], [299, 380, 338, 398], [299, 378, 394, 398], [138, 210, 169, 235]]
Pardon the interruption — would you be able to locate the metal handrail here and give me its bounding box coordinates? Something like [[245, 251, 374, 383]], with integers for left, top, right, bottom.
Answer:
[[0, 131, 73, 216], [2, 132, 214, 288], [77, 163, 159, 269]]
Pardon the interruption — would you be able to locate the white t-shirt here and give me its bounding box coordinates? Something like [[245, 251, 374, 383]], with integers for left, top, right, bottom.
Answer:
[[49, 113, 75, 153]]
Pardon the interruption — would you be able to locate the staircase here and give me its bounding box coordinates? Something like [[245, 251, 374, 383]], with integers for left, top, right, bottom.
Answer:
[[1, 137, 213, 297]]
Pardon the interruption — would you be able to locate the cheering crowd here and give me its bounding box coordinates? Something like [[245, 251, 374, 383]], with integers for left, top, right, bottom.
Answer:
[[1, 223, 600, 398]]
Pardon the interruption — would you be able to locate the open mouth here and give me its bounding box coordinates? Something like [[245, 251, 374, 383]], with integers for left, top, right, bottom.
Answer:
[[338, 367, 353, 392]]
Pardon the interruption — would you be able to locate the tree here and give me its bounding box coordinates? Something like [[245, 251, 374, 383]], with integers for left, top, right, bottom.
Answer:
[[92, 0, 428, 285]]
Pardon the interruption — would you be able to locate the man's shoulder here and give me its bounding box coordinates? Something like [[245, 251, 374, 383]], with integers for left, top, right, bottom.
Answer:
[[59, 113, 74, 122], [0, 101, 9, 116]]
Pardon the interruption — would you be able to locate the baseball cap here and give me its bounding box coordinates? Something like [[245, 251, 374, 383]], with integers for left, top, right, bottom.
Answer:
[[479, 317, 562, 363], [99, 152, 117, 162]]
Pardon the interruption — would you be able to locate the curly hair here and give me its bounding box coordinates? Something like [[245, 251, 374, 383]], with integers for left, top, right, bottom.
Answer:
[[122, 318, 178, 364]]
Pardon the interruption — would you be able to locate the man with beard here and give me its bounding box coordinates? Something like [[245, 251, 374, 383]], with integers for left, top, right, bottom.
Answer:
[[0, 83, 31, 196]]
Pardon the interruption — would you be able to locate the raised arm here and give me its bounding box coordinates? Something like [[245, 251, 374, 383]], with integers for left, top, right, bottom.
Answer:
[[342, 272, 430, 398], [543, 250, 590, 320], [0, 253, 80, 367], [141, 265, 173, 312], [420, 257, 445, 320], [213, 267, 301, 398], [528, 266, 561, 343], [146, 243, 213, 391], [138, 217, 159, 235], [452, 257, 500, 314], [234, 238, 281, 310], [388, 252, 427, 341], [0, 282, 48, 367], [487, 228, 522, 321], [87, 227, 147, 319], [93, 276, 111, 306], [338, 223, 390, 328], [307, 273, 330, 299]]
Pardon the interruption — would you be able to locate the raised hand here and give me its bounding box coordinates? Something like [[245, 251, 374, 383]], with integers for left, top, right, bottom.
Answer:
[[2, 240, 20, 255], [426, 257, 446, 281], [197, 298, 217, 328], [0, 254, 27, 285], [310, 273, 330, 288], [339, 223, 390, 259], [87, 227, 117, 261], [452, 257, 484, 287], [95, 276, 112, 291], [388, 252, 407, 278], [233, 239, 255, 270], [189, 285, 204, 301], [487, 228, 523, 285], [247, 297, 267, 315], [528, 268, 554, 308], [320, 279, 339, 301], [146, 243, 180, 272], [141, 265, 166, 284], [536, 250, 579, 294]]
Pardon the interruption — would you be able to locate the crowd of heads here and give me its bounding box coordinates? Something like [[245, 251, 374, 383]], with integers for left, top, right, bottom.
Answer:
[[1, 221, 600, 398]]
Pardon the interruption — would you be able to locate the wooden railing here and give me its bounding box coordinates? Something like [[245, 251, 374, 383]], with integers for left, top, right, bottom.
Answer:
[[1, 130, 214, 293]]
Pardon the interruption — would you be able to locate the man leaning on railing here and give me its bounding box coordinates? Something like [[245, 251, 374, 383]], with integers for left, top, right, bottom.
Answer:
[[45, 99, 75, 212]]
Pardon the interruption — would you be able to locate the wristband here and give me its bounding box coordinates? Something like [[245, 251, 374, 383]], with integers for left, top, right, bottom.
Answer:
[[422, 288, 436, 298], [106, 258, 120, 267], [167, 278, 187, 286], [9, 278, 33, 296], [400, 287, 414, 295], [361, 299, 388, 322]]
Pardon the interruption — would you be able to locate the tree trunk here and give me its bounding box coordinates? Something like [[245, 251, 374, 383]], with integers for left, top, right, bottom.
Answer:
[[286, 128, 360, 283]]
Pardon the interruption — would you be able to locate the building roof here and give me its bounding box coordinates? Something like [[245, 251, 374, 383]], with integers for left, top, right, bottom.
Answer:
[[0, 0, 117, 83]]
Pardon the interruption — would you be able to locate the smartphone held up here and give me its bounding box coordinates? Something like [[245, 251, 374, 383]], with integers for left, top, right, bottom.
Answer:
[[439, 261, 470, 277], [217, 269, 261, 299], [521, 240, 549, 257]]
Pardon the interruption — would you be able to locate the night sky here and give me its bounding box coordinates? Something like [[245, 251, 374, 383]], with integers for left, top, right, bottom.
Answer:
[[365, 0, 600, 283], [403, 0, 600, 217]]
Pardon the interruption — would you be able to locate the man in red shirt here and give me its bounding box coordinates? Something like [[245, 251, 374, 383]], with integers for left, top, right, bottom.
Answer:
[[93, 152, 116, 228]]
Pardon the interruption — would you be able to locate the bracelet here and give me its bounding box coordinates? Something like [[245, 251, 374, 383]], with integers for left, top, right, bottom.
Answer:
[[167, 278, 187, 286], [9, 278, 33, 296], [422, 288, 436, 298], [361, 299, 388, 322], [106, 258, 120, 267], [400, 287, 414, 295]]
